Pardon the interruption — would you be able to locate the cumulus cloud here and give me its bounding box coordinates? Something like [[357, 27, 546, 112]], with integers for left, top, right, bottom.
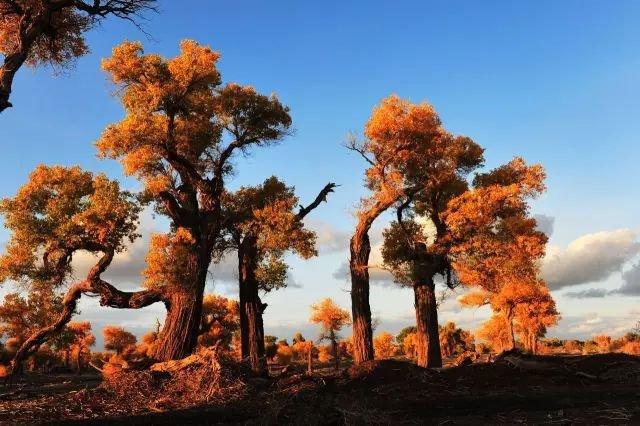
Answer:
[[534, 214, 555, 237], [305, 219, 351, 254], [72, 212, 159, 289], [553, 313, 635, 339], [613, 261, 640, 296], [542, 229, 640, 290]]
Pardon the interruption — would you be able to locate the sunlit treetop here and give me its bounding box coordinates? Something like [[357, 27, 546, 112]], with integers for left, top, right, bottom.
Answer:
[[0, 2, 89, 67], [0, 1, 157, 112], [349, 95, 484, 230], [445, 158, 547, 292], [309, 298, 351, 333], [0, 165, 140, 289], [0, 0, 155, 68], [97, 40, 292, 211]]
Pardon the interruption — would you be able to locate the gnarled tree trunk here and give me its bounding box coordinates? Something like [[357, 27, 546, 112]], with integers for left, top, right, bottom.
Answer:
[[152, 287, 203, 361], [152, 244, 211, 361], [414, 278, 442, 368], [350, 229, 375, 364], [238, 236, 267, 376]]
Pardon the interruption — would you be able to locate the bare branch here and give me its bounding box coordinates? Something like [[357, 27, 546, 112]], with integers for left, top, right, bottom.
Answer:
[[296, 182, 338, 220], [343, 133, 374, 166]]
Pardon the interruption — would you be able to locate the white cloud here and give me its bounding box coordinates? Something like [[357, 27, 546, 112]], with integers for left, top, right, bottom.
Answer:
[[542, 229, 640, 290], [553, 313, 634, 339], [305, 219, 351, 254]]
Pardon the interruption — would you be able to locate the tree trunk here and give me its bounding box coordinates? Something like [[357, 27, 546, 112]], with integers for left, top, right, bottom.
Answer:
[[238, 236, 267, 376], [349, 230, 375, 364], [330, 329, 340, 371], [307, 342, 313, 375], [505, 308, 516, 351], [414, 280, 442, 368], [152, 285, 204, 361]]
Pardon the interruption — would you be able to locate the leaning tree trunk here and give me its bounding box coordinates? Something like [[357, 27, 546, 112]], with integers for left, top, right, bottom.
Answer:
[[349, 230, 375, 364], [414, 279, 442, 368], [238, 236, 267, 376]]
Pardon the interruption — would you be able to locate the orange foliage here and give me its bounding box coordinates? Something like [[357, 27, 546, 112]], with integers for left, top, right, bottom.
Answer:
[[198, 294, 239, 353], [402, 333, 417, 359], [476, 314, 512, 353], [310, 298, 351, 336], [373, 332, 397, 359], [103, 326, 137, 355]]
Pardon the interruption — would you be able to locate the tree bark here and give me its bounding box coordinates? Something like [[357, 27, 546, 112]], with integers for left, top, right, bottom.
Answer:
[[152, 245, 209, 361], [151, 288, 203, 361], [414, 279, 442, 368], [238, 236, 267, 376], [307, 342, 313, 375], [330, 329, 340, 371], [350, 230, 375, 364], [505, 307, 516, 351]]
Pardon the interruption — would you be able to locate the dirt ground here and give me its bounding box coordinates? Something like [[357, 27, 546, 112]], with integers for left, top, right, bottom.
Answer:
[[1, 352, 639, 425]]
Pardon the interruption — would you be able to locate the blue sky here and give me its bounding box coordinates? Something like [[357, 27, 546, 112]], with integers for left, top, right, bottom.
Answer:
[[1, 0, 640, 347]]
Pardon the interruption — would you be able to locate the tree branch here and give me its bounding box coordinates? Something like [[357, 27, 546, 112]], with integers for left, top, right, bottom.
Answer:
[[296, 182, 338, 220], [344, 135, 374, 166], [10, 246, 165, 374]]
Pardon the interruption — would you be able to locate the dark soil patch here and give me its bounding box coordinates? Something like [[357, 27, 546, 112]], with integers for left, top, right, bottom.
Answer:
[[1, 353, 639, 425]]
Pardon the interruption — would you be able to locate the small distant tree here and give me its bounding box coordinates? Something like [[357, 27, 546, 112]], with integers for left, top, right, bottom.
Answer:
[[66, 321, 95, 372], [373, 331, 397, 359], [198, 294, 239, 353], [396, 326, 417, 348], [582, 340, 598, 354], [137, 330, 159, 357], [563, 340, 583, 353], [439, 321, 474, 358], [593, 335, 612, 353], [103, 326, 136, 355], [292, 332, 306, 345], [275, 342, 293, 365], [310, 298, 350, 370], [402, 332, 418, 359], [264, 335, 278, 362]]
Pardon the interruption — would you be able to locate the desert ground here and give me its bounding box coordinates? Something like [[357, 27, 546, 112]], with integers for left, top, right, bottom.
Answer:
[[1, 351, 639, 425]]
